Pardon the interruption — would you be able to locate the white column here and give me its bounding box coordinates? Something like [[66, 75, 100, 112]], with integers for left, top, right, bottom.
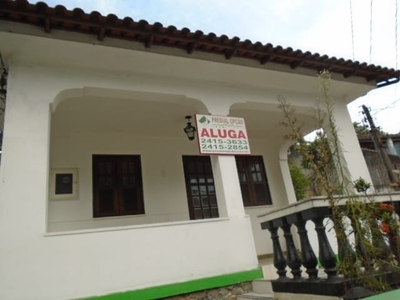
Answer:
[[328, 101, 373, 187], [211, 155, 245, 218], [279, 144, 297, 204], [0, 66, 53, 244], [205, 103, 246, 218]]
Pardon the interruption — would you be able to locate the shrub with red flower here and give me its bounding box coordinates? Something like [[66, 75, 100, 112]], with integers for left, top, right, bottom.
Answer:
[[379, 203, 395, 213], [378, 203, 397, 240], [382, 221, 391, 235]]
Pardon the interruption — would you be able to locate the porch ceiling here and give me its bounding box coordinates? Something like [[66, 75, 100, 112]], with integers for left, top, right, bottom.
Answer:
[[230, 105, 318, 140], [52, 95, 318, 141], [52, 94, 318, 142], [52, 96, 198, 137]]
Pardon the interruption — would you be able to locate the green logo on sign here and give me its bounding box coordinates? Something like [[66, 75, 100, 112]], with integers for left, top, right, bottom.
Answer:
[[199, 116, 210, 125]]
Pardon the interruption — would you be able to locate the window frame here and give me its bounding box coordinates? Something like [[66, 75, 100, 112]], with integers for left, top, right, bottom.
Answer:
[[235, 155, 272, 207], [92, 154, 144, 218]]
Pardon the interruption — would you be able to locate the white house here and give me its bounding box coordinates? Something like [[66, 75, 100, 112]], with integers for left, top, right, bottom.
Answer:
[[0, 1, 399, 299]]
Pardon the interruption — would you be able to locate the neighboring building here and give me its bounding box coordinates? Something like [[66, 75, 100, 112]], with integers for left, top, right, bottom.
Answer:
[[362, 148, 400, 190], [1, 1, 399, 299], [358, 133, 400, 156], [357, 134, 400, 190]]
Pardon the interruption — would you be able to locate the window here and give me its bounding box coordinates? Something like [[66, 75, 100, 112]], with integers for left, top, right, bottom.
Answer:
[[49, 168, 78, 200], [182, 156, 219, 220], [92, 155, 144, 217], [235, 156, 272, 206]]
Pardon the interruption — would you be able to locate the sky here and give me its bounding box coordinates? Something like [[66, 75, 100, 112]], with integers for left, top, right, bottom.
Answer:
[[31, 0, 400, 134]]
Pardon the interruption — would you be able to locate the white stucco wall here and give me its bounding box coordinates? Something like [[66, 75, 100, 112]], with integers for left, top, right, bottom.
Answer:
[[0, 63, 260, 300], [3, 218, 258, 300], [48, 134, 197, 231], [0, 64, 262, 300], [48, 118, 286, 255]]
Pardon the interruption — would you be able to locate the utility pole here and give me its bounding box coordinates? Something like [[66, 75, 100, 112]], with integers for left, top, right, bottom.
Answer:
[[361, 105, 396, 183]]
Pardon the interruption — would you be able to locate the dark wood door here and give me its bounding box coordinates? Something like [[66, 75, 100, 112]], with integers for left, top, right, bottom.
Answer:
[[182, 156, 219, 220]]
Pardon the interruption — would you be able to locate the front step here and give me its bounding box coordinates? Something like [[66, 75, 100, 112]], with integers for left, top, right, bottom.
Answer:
[[252, 279, 273, 294], [236, 278, 276, 300], [237, 292, 276, 300]]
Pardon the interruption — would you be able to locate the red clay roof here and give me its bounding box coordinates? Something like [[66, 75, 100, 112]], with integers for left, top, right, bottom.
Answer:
[[1, 0, 400, 84]]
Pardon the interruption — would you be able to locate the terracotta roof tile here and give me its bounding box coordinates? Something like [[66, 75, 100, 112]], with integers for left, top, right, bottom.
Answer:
[[1, 0, 400, 84]]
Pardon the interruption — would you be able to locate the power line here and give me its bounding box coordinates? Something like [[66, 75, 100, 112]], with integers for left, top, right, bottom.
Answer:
[[349, 0, 355, 61], [370, 0, 373, 63], [371, 98, 400, 116], [395, 0, 399, 69]]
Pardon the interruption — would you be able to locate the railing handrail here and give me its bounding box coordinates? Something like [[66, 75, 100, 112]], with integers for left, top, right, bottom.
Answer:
[[258, 193, 400, 298], [257, 192, 400, 223]]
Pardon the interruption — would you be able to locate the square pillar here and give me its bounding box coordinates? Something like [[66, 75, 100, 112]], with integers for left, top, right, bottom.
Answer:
[[279, 156, 297, 204], [0, 66, 52, 243], [327, 101, 373, 188], [211, 155, 245, 218], [201, 104, 247, 218]]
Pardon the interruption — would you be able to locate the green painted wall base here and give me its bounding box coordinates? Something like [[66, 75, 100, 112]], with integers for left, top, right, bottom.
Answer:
[[364, 289, 400, 300], [81, 268, 263, 300]]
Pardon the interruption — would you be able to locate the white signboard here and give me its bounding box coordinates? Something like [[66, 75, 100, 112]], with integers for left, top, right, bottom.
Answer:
[[195, 114, 251, 155]]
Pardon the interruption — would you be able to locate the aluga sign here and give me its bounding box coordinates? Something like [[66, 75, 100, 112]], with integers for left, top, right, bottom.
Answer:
[[195, 114, 251, 155]]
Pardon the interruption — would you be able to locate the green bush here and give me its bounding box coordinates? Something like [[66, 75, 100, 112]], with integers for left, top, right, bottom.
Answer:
[[289, 163, 310, 201]]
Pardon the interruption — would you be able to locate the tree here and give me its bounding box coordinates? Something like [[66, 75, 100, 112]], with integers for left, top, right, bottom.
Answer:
[[353, 121, 387, 137], [353, 122, 370, 136]]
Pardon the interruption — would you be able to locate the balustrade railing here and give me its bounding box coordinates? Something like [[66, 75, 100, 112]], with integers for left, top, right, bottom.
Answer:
[[258, 194, 400, 298]]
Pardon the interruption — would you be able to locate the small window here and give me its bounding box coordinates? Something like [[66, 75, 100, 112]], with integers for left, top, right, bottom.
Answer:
[[92, 155, 144, 218], [49, 168, 79, 200], [182, 156, 219, 220], [55, 173, 73, 194], [235, 156, 272, 206]]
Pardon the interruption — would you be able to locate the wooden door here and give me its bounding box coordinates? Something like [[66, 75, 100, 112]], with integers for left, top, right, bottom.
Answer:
[[182, 156, 219, 220]]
